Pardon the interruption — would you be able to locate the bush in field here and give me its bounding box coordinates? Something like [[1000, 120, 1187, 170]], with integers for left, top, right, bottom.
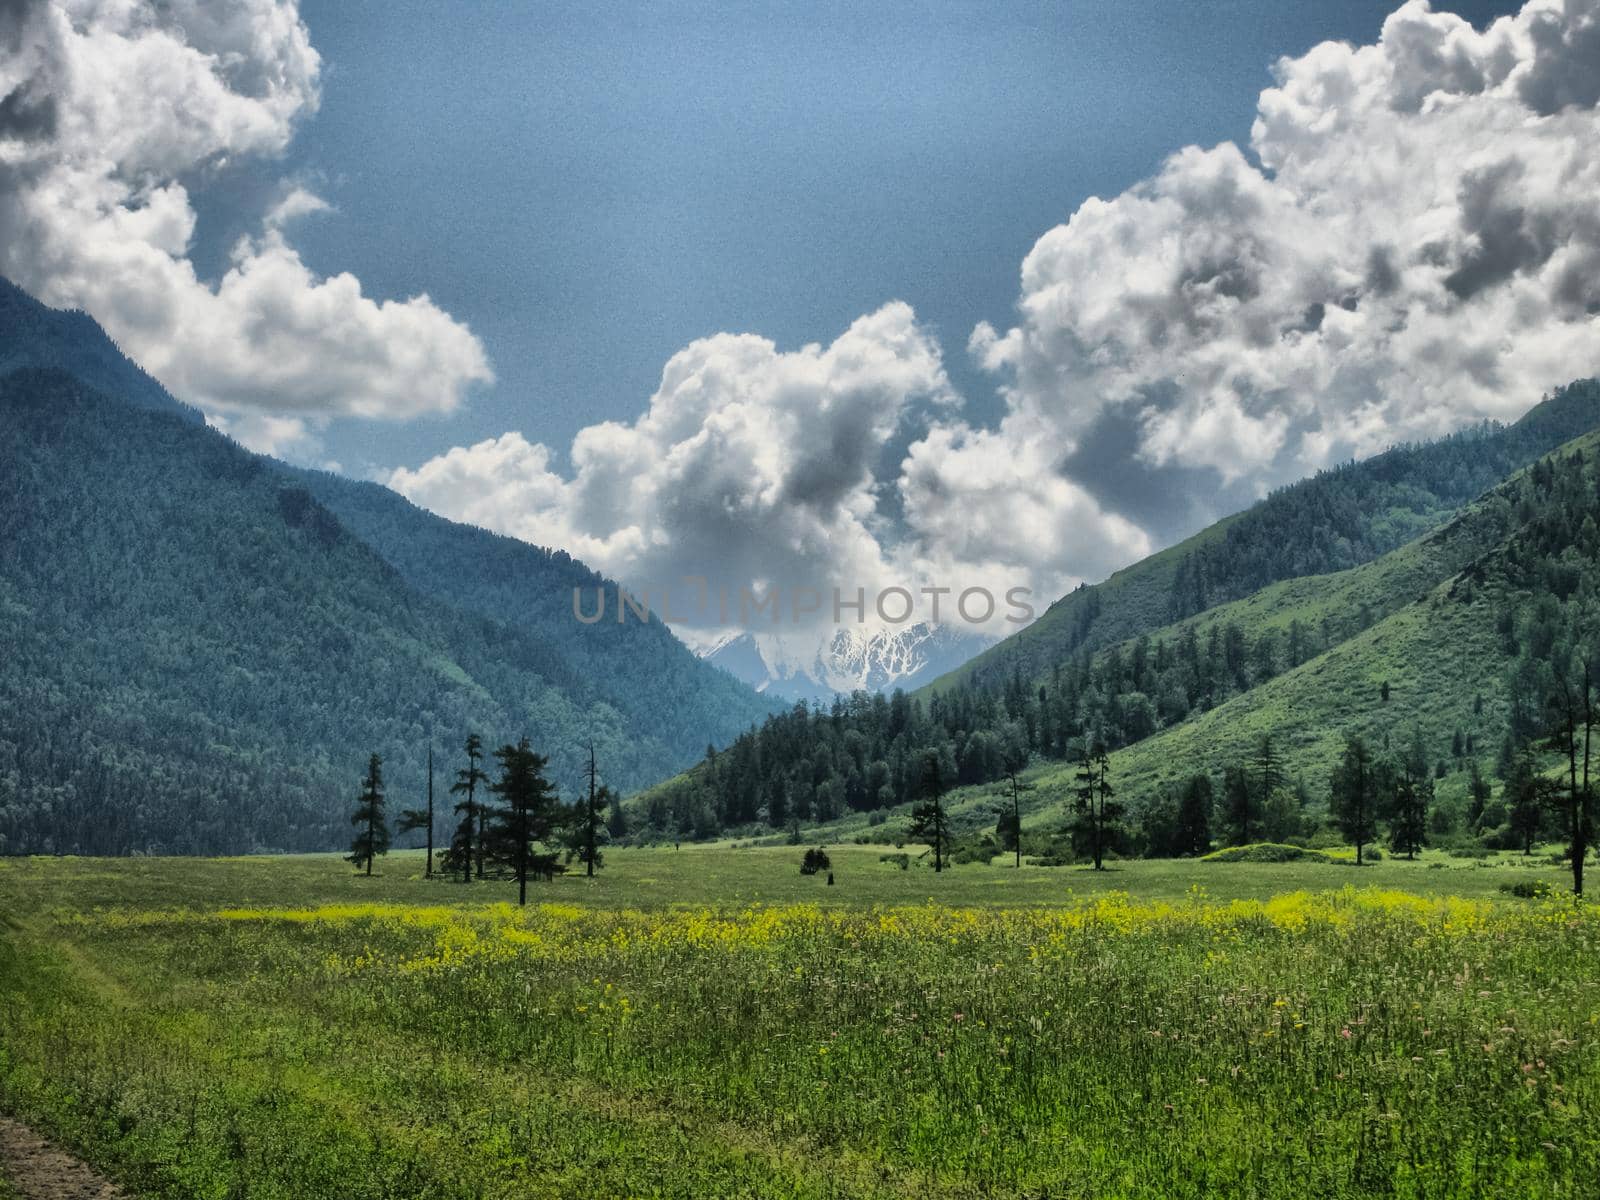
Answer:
[[950, 834, 999, 866], [1201, 842, 1332, 864], [799, 847, 831, 875], [1500, 879, 1554, 899]]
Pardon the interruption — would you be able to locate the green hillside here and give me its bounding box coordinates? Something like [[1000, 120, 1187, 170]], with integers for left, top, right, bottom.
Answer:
[[0, 277, 201, 424], [293, 468, 778, 765], [630, 408, 1599, 859], [821, 428, 1600, 851], [924, 381, 1600, 696], [0, 282, 779, 855]]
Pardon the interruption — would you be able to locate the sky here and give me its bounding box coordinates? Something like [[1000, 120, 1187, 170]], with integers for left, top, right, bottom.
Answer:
[[3, 0, 1598, 638]]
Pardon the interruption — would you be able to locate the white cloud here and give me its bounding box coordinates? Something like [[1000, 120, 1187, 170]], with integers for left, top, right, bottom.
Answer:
[[975, 0, 1600, 488], [394, 0, 1600, 638], [391, 303, 1150, 634], [393, 304, 950, 602], [0, 0, 491, 455], [14, 0, 1598, 641]]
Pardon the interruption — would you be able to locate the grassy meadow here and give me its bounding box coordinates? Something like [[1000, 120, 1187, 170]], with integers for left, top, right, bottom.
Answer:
[[0, 846, 1596, 1198]]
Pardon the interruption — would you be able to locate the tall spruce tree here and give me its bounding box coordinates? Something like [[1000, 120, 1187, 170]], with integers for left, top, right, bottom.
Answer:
[[1254, 734, 1281, 834], [1505, 744, 1546, 855], [1389, 770, 1430, 860], [1176, 773, 1213, 857], [1538, 631, 1596, 896], [346, 753, 390, 875], [1222, 762, 1254, 846], [396, 744, 436, 876], [486, 738, 563, 905], [999, 736, 1032, 868], [447, 733, 488, 883], [570, 744, 609, 877], [1071, 738, 1118, 870], [907, 750, 951, 873], [1331, 735, 1377, 865]]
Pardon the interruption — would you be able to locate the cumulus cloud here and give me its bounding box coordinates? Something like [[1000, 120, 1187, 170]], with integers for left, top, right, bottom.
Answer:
[[975, 0, 1600, 488], [391, 304, 1152, 633], [395, 0, 1600, 638], [0, 0, 491, 454]]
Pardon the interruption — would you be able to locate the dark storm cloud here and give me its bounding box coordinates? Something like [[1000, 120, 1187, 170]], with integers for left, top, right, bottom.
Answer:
[[1444, 160, 1562, 299], [0, 86, 55, 140], [1517, 0, 1600, 113], [0, 0, 58, 143], [1063, 404, 1260, 545]]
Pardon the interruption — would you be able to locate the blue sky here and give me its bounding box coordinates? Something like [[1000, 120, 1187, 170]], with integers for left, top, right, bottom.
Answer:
[[12, 0, 1594, 636], [188, 0, 1520, 473]]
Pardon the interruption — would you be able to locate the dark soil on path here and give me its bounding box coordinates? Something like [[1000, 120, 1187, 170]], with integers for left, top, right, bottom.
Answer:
[[0, 1117, 125, 1199]]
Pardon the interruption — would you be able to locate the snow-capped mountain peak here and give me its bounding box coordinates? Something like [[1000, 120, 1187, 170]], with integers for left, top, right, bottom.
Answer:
[[686, 622, 994, 702]]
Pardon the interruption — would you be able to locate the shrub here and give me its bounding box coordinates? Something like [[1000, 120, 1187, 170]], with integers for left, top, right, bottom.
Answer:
[[1201, 843, 1332, 864], [800, 847, 831, 876], [878, 852, 910, 871], [949, 834, 999, 866], [1499, 879, 1553, 899]]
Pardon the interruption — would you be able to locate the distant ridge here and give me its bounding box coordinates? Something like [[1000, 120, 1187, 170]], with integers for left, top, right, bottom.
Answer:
[[924, 380, 1600, 698], [0, 278, 779, 855], [0, 277, 202, 424]]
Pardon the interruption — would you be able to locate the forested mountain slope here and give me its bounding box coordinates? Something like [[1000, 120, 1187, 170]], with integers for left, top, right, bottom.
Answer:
[[924, 381, 1600, 697], [630, 401, 1600, 845], [764, 426, 1600, 853], [1025, 428, 1600, 826], [0, 278, 200, 424], [0, 280, 778, 855], [292, 468, 777, 761]]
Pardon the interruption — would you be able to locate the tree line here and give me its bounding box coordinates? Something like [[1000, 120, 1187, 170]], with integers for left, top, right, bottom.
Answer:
[[638, 444, 1598, 891], [345, 735, 620, 903]]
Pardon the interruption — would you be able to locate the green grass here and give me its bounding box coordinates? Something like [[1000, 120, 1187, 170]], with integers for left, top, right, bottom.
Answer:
[[1, 849, 1596, 1198]]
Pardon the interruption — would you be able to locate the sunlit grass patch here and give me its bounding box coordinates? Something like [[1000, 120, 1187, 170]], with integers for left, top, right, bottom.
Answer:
[[1, 854, 1596, 1198]]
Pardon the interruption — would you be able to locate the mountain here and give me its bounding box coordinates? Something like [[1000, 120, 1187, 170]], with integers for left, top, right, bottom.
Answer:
[[922, 383, 1600, 698], [0, 277, 201, 424], [630, 382, 1600, 843], [918, 422, 1600, 845], [289, 469, 780, 762], [0, 282, 779, 856], [695, 623, 995, 703]]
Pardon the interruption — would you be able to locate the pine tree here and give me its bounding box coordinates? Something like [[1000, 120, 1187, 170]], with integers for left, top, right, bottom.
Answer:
[[1538, 633, 1596, 896], [1222, 762, 1253, 846], [1254, 734, 1281, 836], [569, 744, 610, 877], [606, 789, 629, 840], [1467, 756, 1492, 828], [346, 753, 389, 875], [1071, 738, 1118, 870], [395, 744, 435, 876], [485, 738, 563, 905], [1506, 744, 1545, 855], [999, 734, 1031, 868], [447, 733, 488, 883], [1388, 770, 1430, 860], [1176, 773, 1213, 856], [1330, 735, 1377, 865], [908, 750, 950, 873]]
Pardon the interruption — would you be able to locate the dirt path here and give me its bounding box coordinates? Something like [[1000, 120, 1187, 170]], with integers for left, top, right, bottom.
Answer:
[[0, 1117, 125, 1199]]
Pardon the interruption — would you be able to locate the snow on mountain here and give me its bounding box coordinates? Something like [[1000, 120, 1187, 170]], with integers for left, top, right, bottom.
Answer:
[[687, 622, 994, 702]]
